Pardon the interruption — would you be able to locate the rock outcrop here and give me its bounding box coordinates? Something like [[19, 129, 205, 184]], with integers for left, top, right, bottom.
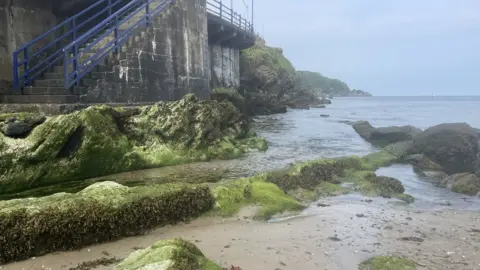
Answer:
[[410, 123, 479, 175], [352, 121, 480, 195], [0, 94, 267, 194], [440, 173, 480, 195], [352, 121, 421, 147], [114, 238, 221, 270]]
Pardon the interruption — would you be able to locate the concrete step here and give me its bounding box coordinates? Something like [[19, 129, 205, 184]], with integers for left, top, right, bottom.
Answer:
[[44, 72, 64, 79], [35, 79, 65, 87], [1, 94, 80, 104], [23, 86, 87, 95]]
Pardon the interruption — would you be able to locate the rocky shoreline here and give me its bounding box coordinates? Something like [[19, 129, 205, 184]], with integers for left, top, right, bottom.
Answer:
[[352, 120, 480, 196], [1, 96, 479, 270]]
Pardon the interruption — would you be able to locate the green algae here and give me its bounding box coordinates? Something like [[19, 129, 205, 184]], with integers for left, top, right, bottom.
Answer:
[[211, 175, 305, 220], [0, 95, 267, 195], [0, 181, 214, 264], [114, 238, 221, 270], [359, 256, 416, 270]]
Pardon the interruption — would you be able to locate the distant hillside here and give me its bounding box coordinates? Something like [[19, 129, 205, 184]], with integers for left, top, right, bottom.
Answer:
[[296, 70, 372, 97]]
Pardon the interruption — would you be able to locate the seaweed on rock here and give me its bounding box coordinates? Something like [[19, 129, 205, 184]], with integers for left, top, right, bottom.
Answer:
[[114, 238, 222, 270], [0, 94, 267, 194], [0, 181, 214, 264]]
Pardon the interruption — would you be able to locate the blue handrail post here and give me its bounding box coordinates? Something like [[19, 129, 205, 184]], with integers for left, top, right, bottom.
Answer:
[[145, 0, 150, 26], [219, 1, 222, 18], [108, 0, 112, 16], [13, 52, 18, 89], [63, 49, 69, 88], [114, 15, 119, 54], [73, 43, 79, 86], [23, 49, 29, 86], [72, 18, 77, 40]]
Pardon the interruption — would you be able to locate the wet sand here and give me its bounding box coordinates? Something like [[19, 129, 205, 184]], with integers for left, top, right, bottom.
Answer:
[[4, 198, 480, 270]]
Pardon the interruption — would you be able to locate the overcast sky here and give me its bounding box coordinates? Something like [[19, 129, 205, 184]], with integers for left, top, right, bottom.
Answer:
[[222, 0, 480, 96]]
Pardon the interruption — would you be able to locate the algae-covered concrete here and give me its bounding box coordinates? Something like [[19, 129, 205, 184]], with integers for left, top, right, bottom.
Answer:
[[0, 181, 214, 263], [0, 94, 267, 194]]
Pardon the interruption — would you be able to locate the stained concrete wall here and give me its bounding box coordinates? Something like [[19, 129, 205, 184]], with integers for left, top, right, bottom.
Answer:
[[81, 0, 210, 103], [209, 43, 240, 89], [0, 0, 57, 86]]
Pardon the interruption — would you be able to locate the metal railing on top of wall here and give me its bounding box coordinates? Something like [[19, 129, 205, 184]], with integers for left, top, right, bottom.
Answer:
[[206, 0, 254, 33], [12, 0, 254, 90]]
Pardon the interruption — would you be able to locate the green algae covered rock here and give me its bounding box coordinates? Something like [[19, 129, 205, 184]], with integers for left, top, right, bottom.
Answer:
[[441, 173, 480, 195], [0, 181, 214, 264], [359, 256, 416, 270], [0, 94, 266, 195], [211, 175, 304, 219], [115, 238, 221, 270]]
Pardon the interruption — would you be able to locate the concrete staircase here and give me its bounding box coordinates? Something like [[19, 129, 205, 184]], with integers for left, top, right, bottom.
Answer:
[[2, 0, 172, 104]]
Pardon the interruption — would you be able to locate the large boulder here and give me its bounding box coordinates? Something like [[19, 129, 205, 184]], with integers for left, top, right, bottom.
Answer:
[[440, 173, 480, 195], [352, 121, 421, 146], [410, 123, 479, 174], [114, 238, 221, 270], [370, 125, 421, 145]]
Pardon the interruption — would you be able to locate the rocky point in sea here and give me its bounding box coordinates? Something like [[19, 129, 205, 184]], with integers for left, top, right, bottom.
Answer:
[[0, 94, 267, 195], [352, 120, 480, 196]]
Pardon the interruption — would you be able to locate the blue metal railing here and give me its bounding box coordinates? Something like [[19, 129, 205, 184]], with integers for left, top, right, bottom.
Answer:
[[206, 0, 254, 33], [12, 0, 254, 90], [12, 0, 130, 89], [63, 0, 174, 88]]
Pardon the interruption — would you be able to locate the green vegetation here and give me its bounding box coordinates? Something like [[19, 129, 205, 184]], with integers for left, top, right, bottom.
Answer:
[[236, 38, 320, 115], [115, 238, 222, 270], [0, 182, 214, 264], [296, 70, 372, 97], [0, 94, 267, 195], [211, 175, 305, 219], [359, 256, 417, 270]]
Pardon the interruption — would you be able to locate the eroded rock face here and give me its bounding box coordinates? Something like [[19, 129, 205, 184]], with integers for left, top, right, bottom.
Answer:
[[114, 238, 220, 270], [440, 173, 480, 195], [410, 123, 479, 175]]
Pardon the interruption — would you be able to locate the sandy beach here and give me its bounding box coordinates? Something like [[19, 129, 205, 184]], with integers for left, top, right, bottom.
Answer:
[[5, 195, 479, 270]]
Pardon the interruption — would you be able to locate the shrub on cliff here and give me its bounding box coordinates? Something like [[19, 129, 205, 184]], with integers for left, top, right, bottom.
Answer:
[[0, 94, 267, 194], [0, 182, 214, 264], [240, 38, 319, 114]]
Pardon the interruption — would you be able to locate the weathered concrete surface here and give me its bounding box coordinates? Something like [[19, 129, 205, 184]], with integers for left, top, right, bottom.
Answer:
[[0, 0, 57, 87], [81, 0, 210, 103], [210, 43, 240, 89]]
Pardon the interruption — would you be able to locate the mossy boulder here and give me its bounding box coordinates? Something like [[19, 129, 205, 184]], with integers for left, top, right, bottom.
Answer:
[[359, 256, 416, 270], [115, 238, 221, 270], [0, 181, 214, 263], [440, 173, 480, 195], [410, 123, 479, 174], [211, 175, 304, 219], [0, 94, 266, 194]]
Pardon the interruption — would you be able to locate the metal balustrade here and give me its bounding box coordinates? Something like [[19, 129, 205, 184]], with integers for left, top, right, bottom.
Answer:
[[12, 0, 254, 90]]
